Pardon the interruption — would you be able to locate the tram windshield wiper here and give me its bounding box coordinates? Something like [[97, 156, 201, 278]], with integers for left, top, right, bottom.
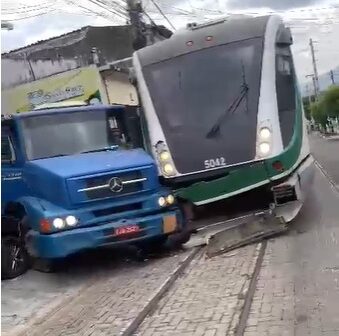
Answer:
[[206, 62, 249, 139]]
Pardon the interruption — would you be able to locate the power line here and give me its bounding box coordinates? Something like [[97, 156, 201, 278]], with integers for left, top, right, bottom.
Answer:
[[2, 5, 55, 16], [62, 0, 126, 23], [3, 9, 58, 21], [149, 0, 176, 30], [1, 1, 53, 11], [85, 0, 128, 20], [96, 0, 128, 17]]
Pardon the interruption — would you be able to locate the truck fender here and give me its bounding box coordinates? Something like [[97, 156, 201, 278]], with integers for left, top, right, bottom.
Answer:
[[15, 196, 46, 231]]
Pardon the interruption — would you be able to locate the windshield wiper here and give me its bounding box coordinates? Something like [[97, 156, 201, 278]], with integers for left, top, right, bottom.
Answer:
[[79, 145, 119, 154], [34, 153, 68, 160], [206, 62, 249, 139]]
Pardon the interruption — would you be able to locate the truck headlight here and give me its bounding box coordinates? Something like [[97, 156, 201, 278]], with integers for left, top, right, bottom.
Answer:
[[158, 197, 166, 207], [259, 142, 270, 155], [166, 194, 175, 205], [65, 215, 78, 226], [53, 218, 65, 229]]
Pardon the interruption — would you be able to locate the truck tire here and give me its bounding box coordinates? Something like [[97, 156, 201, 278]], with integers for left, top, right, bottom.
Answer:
[[169, 230, 191, 246], [1, 236, 29, 280]]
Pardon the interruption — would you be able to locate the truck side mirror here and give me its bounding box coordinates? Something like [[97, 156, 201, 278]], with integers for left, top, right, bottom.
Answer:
[[124, 107, 144, 149]]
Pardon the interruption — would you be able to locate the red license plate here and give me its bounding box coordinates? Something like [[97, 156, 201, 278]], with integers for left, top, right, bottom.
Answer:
[[115, 225, 140, 236]]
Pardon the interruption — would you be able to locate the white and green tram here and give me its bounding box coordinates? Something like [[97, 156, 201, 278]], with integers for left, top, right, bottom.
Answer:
[[133, 15, 315, 222]]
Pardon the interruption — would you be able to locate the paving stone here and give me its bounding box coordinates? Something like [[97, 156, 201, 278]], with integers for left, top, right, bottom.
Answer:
[[244, 165, 339, 336], [3, 250, 193, 336], [136, 244, 259, 335]]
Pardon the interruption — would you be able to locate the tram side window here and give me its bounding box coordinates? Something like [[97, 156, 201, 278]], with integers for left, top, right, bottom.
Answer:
[[275, 46, 296, 148]]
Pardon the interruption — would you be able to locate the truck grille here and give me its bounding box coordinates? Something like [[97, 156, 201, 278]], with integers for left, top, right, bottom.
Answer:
[[79, 171, 145, 200]]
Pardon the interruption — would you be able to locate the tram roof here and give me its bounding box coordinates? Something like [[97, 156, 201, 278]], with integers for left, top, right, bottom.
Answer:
[[136, 15, 273, 66]]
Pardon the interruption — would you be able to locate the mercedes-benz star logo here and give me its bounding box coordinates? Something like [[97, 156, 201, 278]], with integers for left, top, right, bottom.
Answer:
[[108, 177, 123, 193]]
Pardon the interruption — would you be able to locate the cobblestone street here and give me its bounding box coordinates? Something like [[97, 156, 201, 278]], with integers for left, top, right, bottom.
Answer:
[[135, 245, 260, 336], [243, 134, 339, 336], [2, 249, 195, 335]]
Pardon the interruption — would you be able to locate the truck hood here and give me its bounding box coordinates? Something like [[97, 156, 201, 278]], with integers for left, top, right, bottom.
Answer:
[[24, 149, 156, 208], [28, 149, 154, 179]]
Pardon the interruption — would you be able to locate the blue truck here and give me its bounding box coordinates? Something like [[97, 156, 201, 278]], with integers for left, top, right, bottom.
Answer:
[[1, 105, 189, 279]]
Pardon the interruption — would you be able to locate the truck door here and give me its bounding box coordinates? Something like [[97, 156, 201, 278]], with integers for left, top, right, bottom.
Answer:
[[1, 125, 26, 213]]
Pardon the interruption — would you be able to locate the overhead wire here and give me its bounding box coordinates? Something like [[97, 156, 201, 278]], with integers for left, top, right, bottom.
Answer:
[[96, 0, 128, 17], [3, 9, 59, 21], [149, 0, 176, 30], [2, 5, 55, 16], [1, 1, 53, 9], [85, 0, 128, 20]]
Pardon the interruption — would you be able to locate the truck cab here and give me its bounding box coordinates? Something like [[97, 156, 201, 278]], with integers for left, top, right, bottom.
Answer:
[[1, 105, 188, 273]]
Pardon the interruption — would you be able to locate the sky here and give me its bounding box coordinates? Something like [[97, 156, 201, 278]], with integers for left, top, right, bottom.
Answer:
[[1, 0, 339, 85]]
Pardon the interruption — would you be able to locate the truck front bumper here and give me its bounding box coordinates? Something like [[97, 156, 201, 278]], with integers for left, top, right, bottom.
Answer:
[[27, 210, 182, 259]]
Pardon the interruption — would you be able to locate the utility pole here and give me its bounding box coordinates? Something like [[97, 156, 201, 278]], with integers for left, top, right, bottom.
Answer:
[[126, 0, 173, 51], [306, 74, 317, 101], [306, 84, 312, 105], [330, 70, 335, 85], [126, 0, 147, 51], [309, 38, 320, 97]]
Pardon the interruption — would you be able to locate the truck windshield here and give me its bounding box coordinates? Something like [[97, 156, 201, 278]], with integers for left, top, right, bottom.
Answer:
[[142, 38, 263, 174], [21, 109, 131, 160]]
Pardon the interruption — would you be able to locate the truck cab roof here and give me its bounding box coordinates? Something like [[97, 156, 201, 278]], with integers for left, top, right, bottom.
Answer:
[[1, 104, 126, 123]]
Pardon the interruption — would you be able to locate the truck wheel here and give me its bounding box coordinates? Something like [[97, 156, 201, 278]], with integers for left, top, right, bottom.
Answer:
[[167, 230, 191, 248], [1, 236, 30, 280]]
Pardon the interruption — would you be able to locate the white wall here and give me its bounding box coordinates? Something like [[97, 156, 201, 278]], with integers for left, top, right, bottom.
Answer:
[[1, 58, 79, 90]]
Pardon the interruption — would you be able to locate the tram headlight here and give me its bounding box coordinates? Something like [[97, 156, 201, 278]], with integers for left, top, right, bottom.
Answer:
[[163, 163, 175, 176], [259, 127, 271, 140], [259, 142, 271, 156], [156, 144, 176, 177], [159, 151, 170, 162]]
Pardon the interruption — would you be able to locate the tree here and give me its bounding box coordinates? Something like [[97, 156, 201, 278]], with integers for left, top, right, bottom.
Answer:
[[311, 101, 327, 128], [321, 85, 339, 118]]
